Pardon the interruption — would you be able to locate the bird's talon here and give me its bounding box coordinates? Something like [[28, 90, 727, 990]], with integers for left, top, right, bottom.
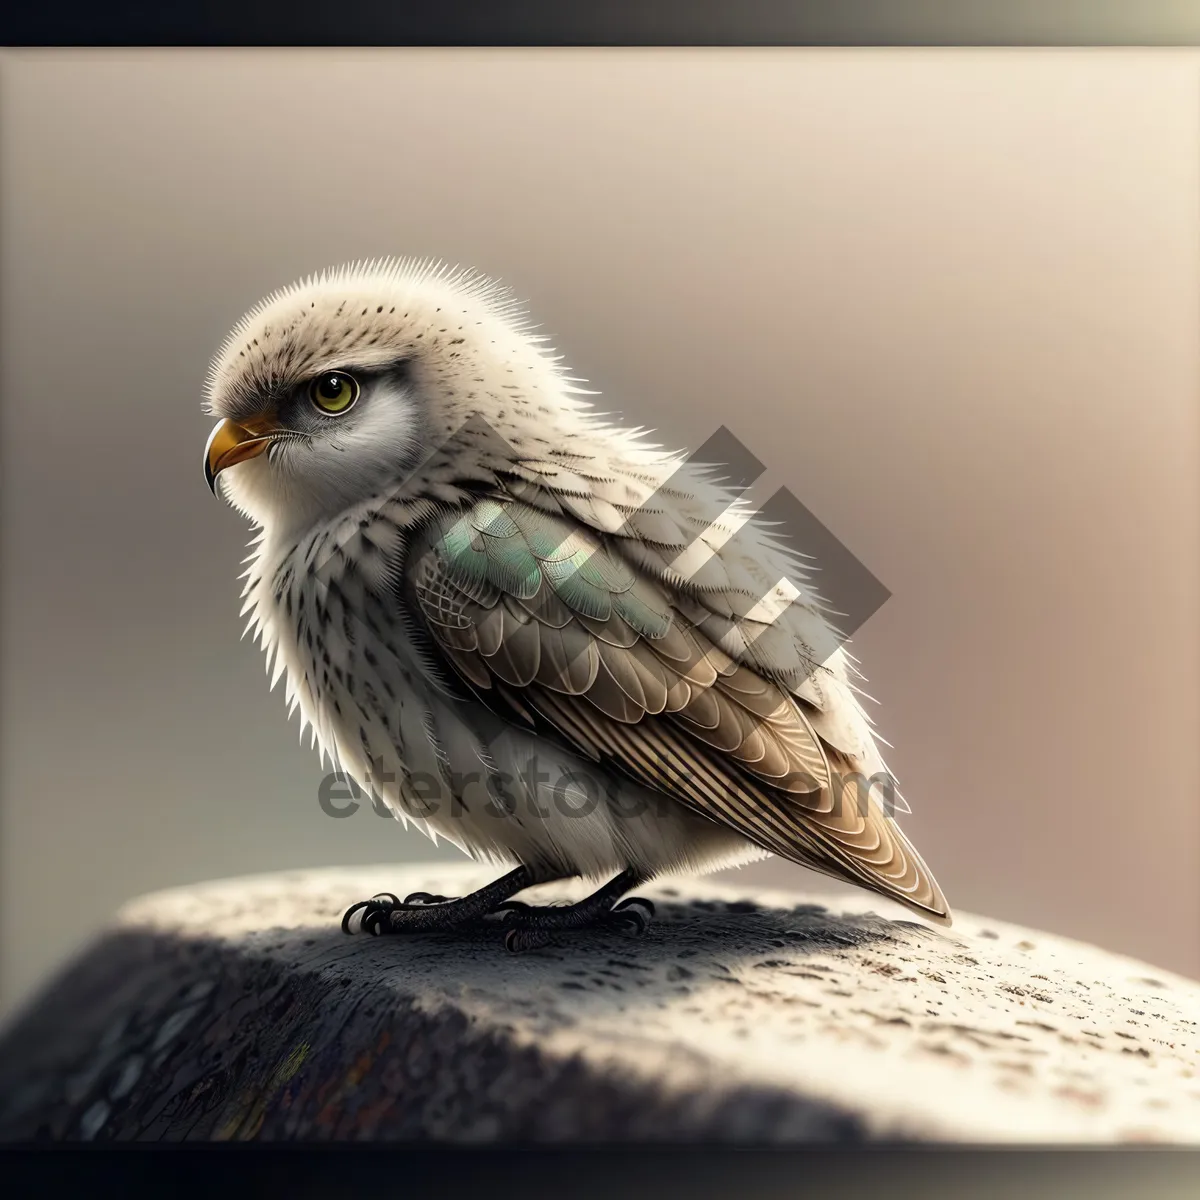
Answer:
[[504, 928, 553, 953], [615, 896, 655, 920], [343, 892, 408, 935], [340, 900, 373, 934], [605, 897, 655, 937]]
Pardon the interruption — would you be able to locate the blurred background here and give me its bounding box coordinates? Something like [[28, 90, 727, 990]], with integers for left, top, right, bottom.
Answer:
[[2, 48, 1197, 1019]]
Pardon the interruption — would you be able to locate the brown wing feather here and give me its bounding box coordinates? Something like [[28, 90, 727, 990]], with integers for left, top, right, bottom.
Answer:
[[408, 496, 951, 924]]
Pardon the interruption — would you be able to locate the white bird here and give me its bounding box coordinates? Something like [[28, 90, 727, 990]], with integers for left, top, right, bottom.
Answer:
[[203, 257, 951, 950]]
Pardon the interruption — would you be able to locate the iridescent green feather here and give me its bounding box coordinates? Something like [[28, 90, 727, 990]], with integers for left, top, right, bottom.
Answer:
[[432, 497, 674, 637], [435, 509, 540, 600]]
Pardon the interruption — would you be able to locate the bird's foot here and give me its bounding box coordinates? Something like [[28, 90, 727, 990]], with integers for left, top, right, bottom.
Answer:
[[497, 895, 656, 953], [341, 866, 535, 936], [341, 892, 428, 935], [342, 891, 504, 935], [339, 867, 653, 951]]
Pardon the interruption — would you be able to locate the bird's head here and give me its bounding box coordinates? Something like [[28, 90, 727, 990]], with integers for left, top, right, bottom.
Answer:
[[203, 258, 572, 537]]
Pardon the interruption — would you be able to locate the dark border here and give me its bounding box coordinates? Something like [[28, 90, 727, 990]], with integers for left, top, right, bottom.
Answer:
[[3, 6, 1199, 1200], [3, 0, 1200, 47], [7, 1142, 1200, 1200], [4, 1145, 1200, 1199]]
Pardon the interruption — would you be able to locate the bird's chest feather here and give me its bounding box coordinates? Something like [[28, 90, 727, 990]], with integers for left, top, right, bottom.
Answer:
[[247, 506, 634, 870], [249, 510, 446, 805]]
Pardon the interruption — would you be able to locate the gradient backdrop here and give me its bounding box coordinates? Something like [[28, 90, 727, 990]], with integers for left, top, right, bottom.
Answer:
[[2, 48, 1197, 1018]]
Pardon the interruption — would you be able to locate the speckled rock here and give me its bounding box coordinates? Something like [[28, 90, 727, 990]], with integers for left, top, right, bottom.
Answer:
[[0, 864, 1197, 1143]]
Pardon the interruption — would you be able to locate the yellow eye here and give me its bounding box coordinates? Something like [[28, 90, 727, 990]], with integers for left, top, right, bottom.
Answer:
[[309, 371, 359, 415]]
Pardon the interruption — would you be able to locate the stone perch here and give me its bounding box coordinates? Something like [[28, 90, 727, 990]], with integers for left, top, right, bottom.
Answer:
[[0, 864, 1197, 1143]]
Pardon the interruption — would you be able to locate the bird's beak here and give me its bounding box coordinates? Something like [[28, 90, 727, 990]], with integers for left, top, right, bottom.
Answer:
[[204, 417, 277, 495]]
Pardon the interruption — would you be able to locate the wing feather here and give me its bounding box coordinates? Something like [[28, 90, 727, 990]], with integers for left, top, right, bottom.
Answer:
[[405, 492, 951, 924]]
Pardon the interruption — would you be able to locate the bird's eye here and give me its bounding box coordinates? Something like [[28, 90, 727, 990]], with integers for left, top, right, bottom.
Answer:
[[309, 371, 360, 415]]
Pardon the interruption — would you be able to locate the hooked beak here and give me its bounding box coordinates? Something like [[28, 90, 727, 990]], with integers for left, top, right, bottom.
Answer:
[[204, 417, 277, 495]]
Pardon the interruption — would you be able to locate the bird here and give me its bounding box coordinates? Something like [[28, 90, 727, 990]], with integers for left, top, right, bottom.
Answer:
[[202, 257, 951, 951]]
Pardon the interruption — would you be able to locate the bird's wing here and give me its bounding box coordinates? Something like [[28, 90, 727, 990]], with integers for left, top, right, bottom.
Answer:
[[403, 490, 950, 923]]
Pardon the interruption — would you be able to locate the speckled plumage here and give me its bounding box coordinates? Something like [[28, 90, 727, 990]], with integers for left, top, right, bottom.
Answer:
[[204, 257, 951, 924]]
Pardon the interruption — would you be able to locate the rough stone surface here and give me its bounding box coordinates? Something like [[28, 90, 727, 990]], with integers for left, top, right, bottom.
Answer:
[[0, 864, 1197, 1143]]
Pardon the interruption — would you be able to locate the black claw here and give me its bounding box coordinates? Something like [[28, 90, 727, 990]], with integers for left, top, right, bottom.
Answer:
[[614, 897, 656, 921], [402, 891, 453, 906], [342, 892, 407, 935], [341, 900, 373, 934], [488, 899, 533, 920], [605, 897, 655, 937], [504, 928, 554, 953]]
